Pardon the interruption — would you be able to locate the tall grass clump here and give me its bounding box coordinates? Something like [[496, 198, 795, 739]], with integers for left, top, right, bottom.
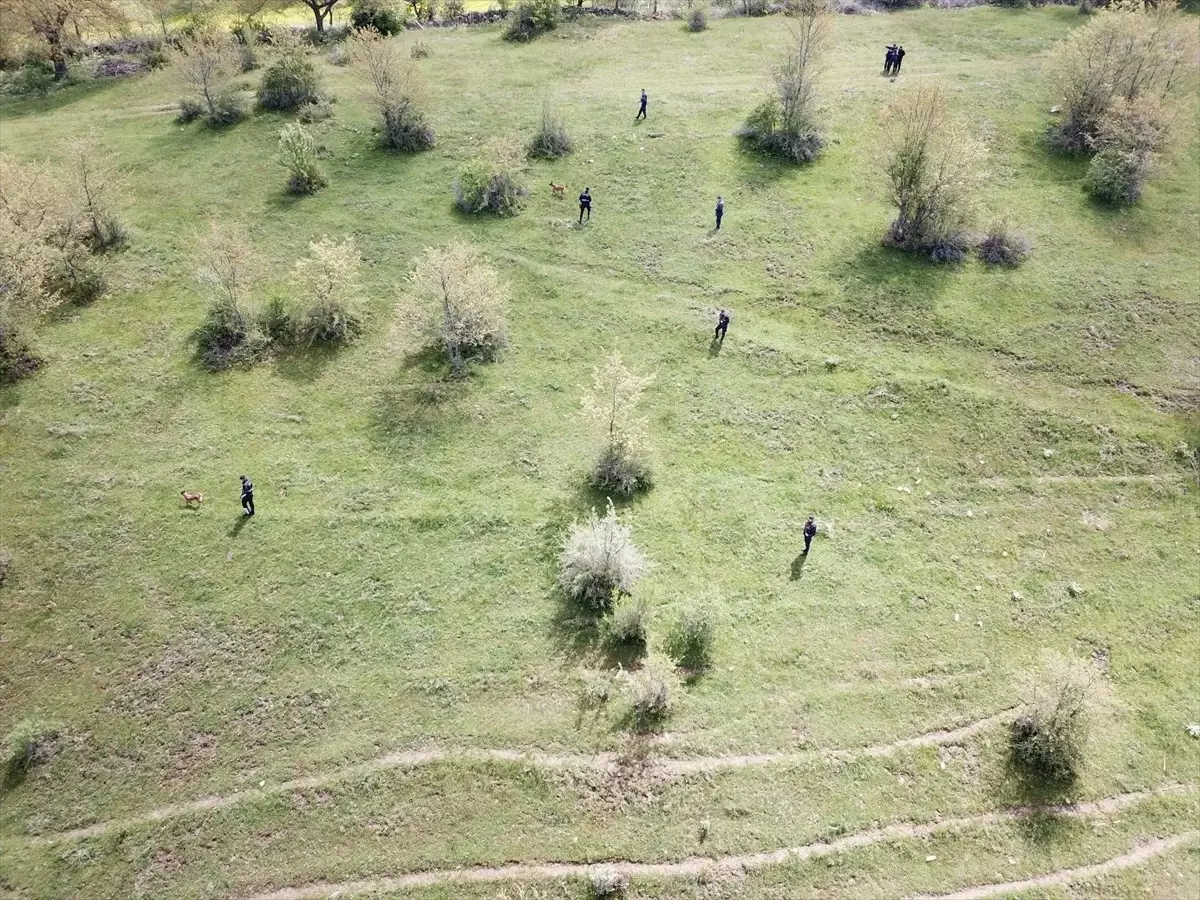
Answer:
[[278, 123, 328, 195], [559, 500, 648, 613], [527, 100, 574, 160], [409, 243, 508, 374], [350, 27, 435, 152], [881, 83, 983, 262], [3, 719, 56, 787], [257, 30, 321, 111], [1011, 652, 1103, 784], [664, 607, 714, 672], [583, 351, 654, 496], [737, 0, 830, 163]]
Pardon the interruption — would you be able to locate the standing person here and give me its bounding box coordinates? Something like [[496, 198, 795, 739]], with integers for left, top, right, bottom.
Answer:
[[635, 88, 648, 121], [883, 44, 897, 75], [239, 474, 255, 517], [578, 187, 592, 224], [803, 515, 817, 553], [893, 46, 906, 75], [715, 196, 724, 230], [715, 308, 730, 342]]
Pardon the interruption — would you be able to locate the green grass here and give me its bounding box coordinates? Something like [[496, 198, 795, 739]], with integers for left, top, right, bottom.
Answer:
[[2, 6, 1199, 898]]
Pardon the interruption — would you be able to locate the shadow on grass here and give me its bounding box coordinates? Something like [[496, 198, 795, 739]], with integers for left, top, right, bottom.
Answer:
[[370, 347, 470, 446], [790, 551, 808, 580], [273, 343, 341, 382], [227, 514, 251, 538], [731, 142, 799, 190], [0, 76, 128, 120]]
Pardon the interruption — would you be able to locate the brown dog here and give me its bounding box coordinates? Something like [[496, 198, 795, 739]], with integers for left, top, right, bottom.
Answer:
[[549, 182, 565, 198], [181, 491, 204, 507]]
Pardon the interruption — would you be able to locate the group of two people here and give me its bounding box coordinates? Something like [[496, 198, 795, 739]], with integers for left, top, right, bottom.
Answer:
[[883, 44, 907, 76]]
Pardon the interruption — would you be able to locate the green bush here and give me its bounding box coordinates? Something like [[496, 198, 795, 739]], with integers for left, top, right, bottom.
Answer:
[[6, 60, 56, 96], [453, 160, 528, 217], [208, 89, 248, 126], [1011, 653, 1098, 783], [381, 103, 435, 151], [193, 298, 249, 371], [602, 599, 649, 650], [505, 0, 560, 41], [686, 5, 708, 31], [590, 443, 652, 497], [665, 607, 714, 672], [257, 295, 297, 345], [558, 501, 648, 613], [350, 0, 407, 35], [258, 40, 321, 111], [176, 97, 204, 123], [1083, 148, 1149, 206], [737, 97, 824, 164], [278, 123, 328, 195]]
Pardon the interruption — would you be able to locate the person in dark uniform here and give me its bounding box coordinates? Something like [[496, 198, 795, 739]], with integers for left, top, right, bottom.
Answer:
[[715, 309, 730, 342], [635, 89, 647, 121], [883, 44, 897, 75], [803, 515, 817, 553], [715, 196, 724, 230], [579, 187, 592, 224], [893, 46, 906, 75], [240, 475, 255, 517]]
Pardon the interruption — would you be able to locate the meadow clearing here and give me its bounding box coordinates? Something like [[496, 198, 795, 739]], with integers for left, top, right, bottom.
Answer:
[[1, 4, 1199, 898]]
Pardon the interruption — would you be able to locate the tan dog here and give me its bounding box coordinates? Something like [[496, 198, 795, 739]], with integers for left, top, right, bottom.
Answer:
[[181, 491, 204, 507], [549, 182, 565, 198]]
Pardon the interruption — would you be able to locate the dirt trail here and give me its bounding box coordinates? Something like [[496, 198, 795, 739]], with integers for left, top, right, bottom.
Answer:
[[245, 786, 1196, 900], [32, 710, 1014, 844], [910, 831, 1200, 900]]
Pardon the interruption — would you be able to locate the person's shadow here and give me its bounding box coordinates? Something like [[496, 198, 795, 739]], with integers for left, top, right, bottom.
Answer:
[[228, 514, 251, 538], [790, 551, 808, 581], [708, 335, 723, 357]]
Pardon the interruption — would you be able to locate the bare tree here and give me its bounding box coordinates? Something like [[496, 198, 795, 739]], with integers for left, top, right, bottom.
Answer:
[[169, 29, 244, 124], [410, 243, 508, 374], [290, 0, 342, 32], [582, 350, 655, 495], [881, 83, 984, 261], [349, 28, 435, 151], [0, 0, 125, 78], [61, 131, 126, 252]]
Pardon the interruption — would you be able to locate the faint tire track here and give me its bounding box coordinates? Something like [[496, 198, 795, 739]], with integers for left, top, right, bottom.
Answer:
[[909, 831, 1200, 900], [28, 710, 1015, 844], [244, 786, 1196, 900]]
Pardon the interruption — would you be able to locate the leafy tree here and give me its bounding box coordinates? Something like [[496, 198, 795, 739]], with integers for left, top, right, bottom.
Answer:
[[278, 123, 328, 195], [410, 243, 508, 374], [293, 237, 362, 345]]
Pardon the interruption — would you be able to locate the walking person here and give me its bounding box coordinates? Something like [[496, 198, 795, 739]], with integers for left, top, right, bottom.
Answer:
[[635, 88, 647, 121], [883, 44, 897, 75], [893, 46, 906, 75], [578, 187, 592, 224], [715, 196, 724, 231], [714, 308, 730, 342], [239, 474, 255, 517], [803, 515, 817, 554]]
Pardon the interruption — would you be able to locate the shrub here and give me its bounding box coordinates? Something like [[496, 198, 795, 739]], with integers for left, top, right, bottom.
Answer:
[[583, 351, 654, 497], [504, 0, 560, 41], [444, 0, 465, 15], [602, 599, 649, 650], [1047, 5, 1196, 154], [49, 260, 107, 305], [170, 30, 246, 127], [453, 157, 528, 217], [350, 28, 436, 152], [193, 297, 249, 370], [410, 40, 431, 58], [328, 43, 351, 66], [298, 97, 334, 122], [3, 720, 55, 786], [177, 97, 204, 122], [0, 323, 42, 384], [63, 131, 128, 254], [209, 88, 248, 126], [144, 46, 170, 69], [410, 243, 509, 374], [1011, 653, 1100, 783], [665, 607, 714, 671], [278, 123, 328, 195], [590, 867, 629, 899], [738, 5, 831, 164], [258, 295, 297, 345], [626, 661, 674, 730], [1083, 147, 1150, 205], [881, 84, 983, 260], [350, 0, 407, 35], [527, 100, 574, 160], [977, 222, 1032, 266], [686, 5, 708, 30], [257, 32, 321, 111], [559, 500, 649, 612], [8, 60, 56, 95], [293, 237, 362, 346]]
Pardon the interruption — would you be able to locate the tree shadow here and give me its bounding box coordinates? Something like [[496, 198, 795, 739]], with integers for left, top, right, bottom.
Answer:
[[370, 347, 470, 447], [0, 76, 126, 120], [273, 343, 341, 382]]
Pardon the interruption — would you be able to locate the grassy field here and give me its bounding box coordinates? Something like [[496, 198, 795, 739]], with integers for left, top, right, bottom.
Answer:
[[2, 6, 1199, 898]]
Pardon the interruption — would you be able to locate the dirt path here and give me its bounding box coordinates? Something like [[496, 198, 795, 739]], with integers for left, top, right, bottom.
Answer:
[[910, 831, 1200, 899], [32, 710, 1014, 844], [245, 786, 1196, 900]]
